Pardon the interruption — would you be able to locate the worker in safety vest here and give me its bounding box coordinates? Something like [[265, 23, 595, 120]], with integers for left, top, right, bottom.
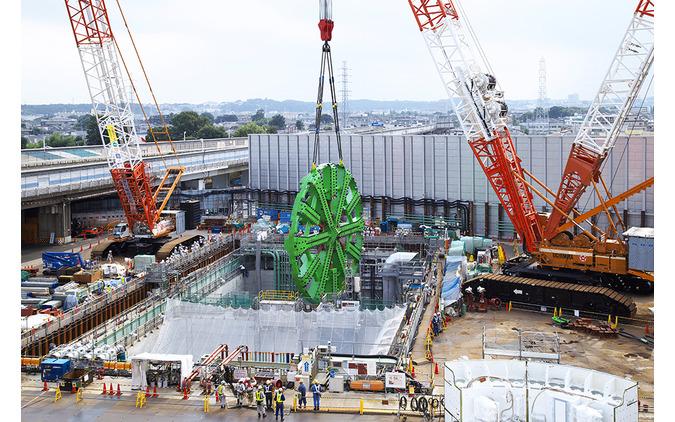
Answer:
[[255, 386, 267, 418], [274, 387, 286, 421], [311, 380, 322, 411], [264, 380, 273, 410], [217, 381, 226, 409]]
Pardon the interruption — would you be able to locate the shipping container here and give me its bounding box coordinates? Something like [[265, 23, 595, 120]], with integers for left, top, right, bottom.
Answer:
[[624, 227, 654, 272]]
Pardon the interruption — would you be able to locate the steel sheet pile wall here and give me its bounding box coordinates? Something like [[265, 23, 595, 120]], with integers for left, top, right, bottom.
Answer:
[[249, 134, 653, 236]]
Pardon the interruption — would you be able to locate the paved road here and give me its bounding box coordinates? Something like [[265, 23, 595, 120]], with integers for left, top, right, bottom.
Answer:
[[21, 391, 404, 422]]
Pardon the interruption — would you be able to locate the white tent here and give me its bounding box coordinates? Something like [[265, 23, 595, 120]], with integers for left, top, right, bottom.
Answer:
[[130, 353, 194, 390]]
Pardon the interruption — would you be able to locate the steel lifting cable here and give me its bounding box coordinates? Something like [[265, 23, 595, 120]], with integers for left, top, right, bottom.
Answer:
[[110, 34, 167, 168], [312, 41, 344, 167], [112, 0, 181, 167]]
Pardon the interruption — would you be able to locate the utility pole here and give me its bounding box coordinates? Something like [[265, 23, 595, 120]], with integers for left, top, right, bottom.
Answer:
[[535, 57, 549, 124], [340, 61, 350, 130]]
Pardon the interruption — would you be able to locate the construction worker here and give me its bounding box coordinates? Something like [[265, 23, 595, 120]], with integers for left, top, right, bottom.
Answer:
[[235, 379, 245, 407], [311, 379, 322, 411], [264, 380, 273, 410], [217, 381, 227, 409], [297, 380, 307, 409], [255, 386, 267, 418], [274, 387, 286, 421]]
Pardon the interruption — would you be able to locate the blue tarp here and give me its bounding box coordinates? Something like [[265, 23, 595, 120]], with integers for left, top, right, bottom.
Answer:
[[441, 256, 466, 305], [42, 252, 84, 271]]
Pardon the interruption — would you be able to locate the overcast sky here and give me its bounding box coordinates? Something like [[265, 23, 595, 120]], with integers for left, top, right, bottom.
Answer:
[[22, 0, 641, 104]]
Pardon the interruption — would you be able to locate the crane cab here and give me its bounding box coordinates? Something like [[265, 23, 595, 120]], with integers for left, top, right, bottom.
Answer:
[[112, 223, 130, 239]]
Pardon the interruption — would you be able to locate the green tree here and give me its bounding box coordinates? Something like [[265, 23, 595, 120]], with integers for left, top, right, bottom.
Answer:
[[548, 106, 565, 119], [265, 125, 278, 134], [295, 120, 305, 131], [171, 111, 211, 138], [269, 114, 286, 130], [252, 109, 265, 122], [233, 122, 268, 137], [80, 114, 103, 145], [320, 114, 334, 124], [196, 125, 228, 139], [21, 136, 28, 149], [46, 133, 80, 147], [201, 112, 215, 124]]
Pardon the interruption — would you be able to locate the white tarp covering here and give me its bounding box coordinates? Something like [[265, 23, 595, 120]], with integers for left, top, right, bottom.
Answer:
[[140, 299, 405, 357], [130, 353, 193, 390]]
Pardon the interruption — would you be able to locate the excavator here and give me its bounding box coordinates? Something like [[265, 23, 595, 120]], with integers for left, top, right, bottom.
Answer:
[[64, 0, 203, 259], [406, 0, 654, 315]]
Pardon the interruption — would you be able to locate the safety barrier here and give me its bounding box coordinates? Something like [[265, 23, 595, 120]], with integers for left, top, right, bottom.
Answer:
[[258, 290, 299, 302], [506, 299, 654, 330], [238, 350, 295, 364], [22, 384, 448, 419]]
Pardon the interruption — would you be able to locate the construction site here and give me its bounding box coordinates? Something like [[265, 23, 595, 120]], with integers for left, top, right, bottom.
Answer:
[[20, 1, 655, 421]]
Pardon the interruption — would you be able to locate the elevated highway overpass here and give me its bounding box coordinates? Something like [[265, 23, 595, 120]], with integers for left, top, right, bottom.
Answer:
[[21, 138, 249, 245]]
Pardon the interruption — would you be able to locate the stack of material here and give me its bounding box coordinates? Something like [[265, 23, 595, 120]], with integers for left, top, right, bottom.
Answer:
[[134, 255, 156, 272], [459, 236, 493, 256], [180, 200, 201, 230], [72, 269, 102, 284], [568, 318, 618, 338]]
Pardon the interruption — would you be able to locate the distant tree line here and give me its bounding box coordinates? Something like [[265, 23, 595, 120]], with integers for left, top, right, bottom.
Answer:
[[21, 109, 294, 149], [516, 106, 587, 123]]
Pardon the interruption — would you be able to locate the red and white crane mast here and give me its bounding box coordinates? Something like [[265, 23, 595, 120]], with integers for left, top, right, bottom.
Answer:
[[407, 0, 542, 251], [65, 0, 158, 236], [544, 0, 654, 238]]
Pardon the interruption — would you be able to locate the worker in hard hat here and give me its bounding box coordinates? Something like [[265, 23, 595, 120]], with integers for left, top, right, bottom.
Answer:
[[217, 381, 227, 409], [264, 380, 273, 410], [274, 387, 286, 421], [255, 385, 267, 418], [310, 379, 322, 411], [235, 379, 245, 407], [297, 380, 307, 409]]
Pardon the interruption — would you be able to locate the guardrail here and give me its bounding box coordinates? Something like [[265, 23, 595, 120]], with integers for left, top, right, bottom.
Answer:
[[20, 275, 147, 349], [21, 138, 248, 168], [21, 156, 248, 200]]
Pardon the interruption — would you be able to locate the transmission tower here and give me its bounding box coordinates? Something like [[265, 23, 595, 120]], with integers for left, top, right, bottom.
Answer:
[[340, 61, 351, 129], [536, 57, 549, 122]]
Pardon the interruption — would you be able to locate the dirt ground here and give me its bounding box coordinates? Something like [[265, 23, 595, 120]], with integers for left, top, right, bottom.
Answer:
[[419, 306, 654, 417]]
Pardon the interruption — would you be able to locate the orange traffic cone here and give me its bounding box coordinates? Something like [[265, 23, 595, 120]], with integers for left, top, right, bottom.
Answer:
[[215, 391, 219, 402], [411, 366, 416, 378], [101, 383, 107, 395], [153, 385, 158, 398], [42, 381, 49, 391], [182, 387, 189, 400], [80, 245, 83, 252], [109, 383, 114, 396], [88, 243, 92, 250], [72, 385, 77, 394], [116, 384, 122, 397], [434, 362, 439, 375]]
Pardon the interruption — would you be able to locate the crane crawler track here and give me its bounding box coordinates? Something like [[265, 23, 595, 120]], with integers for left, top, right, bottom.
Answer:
[[465, 273, 636, 317]]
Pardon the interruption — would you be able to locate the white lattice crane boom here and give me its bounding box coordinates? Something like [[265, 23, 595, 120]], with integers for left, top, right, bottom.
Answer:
[[545, 0, 654, 238]]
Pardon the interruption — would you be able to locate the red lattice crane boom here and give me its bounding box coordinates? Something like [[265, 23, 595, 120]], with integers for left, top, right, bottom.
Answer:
[[406, 0, 542, 252], [65, 0, 183, 237]]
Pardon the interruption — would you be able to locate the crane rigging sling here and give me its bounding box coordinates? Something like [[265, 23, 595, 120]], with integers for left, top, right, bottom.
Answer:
[[284, 2, 365, 303]]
